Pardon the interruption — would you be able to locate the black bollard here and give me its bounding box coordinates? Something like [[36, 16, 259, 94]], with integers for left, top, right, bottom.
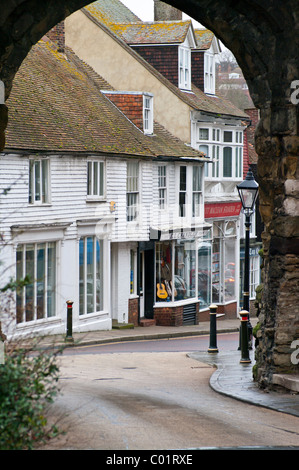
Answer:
[[208, 304, 219, 353], [239, 310, 251, 364], [65, 300, 74, 343]]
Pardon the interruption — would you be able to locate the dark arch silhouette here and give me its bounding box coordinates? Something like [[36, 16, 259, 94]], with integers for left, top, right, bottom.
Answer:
[[1, 0, 299, 388]]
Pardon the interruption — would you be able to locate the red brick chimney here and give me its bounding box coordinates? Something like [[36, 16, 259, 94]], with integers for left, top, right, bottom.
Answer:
[[154, 0, 182, 21], [47, 21, 65, 52]]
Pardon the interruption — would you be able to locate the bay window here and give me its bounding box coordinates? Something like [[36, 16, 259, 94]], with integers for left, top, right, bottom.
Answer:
[[155, 235, 213, 308], [196, 126, 244, 179], [16, 242, 56, 323]]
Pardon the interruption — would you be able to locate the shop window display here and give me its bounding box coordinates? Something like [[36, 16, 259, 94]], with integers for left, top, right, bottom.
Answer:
[[155, 238, 212, 307]]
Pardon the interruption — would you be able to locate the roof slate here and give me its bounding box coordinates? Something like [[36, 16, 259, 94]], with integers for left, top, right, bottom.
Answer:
[[194, 29, 215, 50], [5, 38, 204, 160], [109, 21, 192, 45], [85, 0, 141, 26]]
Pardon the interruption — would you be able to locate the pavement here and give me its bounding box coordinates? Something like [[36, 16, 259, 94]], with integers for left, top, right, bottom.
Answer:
[[27, 317, 299, 418]]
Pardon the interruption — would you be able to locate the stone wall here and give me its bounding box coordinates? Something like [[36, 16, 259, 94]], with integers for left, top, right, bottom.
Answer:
[[254, 108, 299, 387]]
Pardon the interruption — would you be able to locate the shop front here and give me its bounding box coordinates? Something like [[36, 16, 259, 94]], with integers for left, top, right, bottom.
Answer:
[[141, 225, 213, 326], [204, 201, 242, 319]]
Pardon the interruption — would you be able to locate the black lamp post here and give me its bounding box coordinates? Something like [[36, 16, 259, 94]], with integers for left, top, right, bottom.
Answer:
[[237, 168, 259, 349]]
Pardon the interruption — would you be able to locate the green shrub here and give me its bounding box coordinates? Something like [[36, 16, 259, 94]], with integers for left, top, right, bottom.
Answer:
[[0, 347, 61, 450]]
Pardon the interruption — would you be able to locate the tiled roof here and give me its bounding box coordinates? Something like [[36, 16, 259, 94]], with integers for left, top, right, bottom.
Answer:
[[5, 38, 204, 160], [187, 83, 249, 118], [194, 29, 215, 50], [85, 0, 141, 26], [109, 21, 192, 45], [82, 3, 248, 120]]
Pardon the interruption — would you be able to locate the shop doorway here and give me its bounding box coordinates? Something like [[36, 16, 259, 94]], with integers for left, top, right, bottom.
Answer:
[[139, 243, 155, 320]]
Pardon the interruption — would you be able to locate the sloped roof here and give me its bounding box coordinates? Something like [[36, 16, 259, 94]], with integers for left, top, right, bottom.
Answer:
[[194, 29, 215, 50], [109, 20, 193, 45], [188, 83, 249, 118], [82, 2, 248, 120], [85, 0, 142, 26], [5, 38, 205, 160]]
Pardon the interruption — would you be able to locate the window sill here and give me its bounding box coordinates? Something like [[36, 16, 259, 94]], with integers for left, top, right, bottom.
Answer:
[[86, 197, 106, 203], [154, 298, 199, 308], [28, 203, 52, 207]]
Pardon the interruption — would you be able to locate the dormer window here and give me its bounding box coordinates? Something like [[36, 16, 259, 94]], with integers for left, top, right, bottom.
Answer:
[[179, 46, 191, 90], [143, 94, 153, 134]]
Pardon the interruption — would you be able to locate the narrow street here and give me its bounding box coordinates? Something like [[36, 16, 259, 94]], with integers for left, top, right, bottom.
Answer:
[[40, 336, 299, 450]]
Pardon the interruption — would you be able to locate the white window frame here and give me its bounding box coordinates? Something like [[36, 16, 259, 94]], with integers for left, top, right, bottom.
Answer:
[[192, 165, 203, 218], [177, 163, 204, 220], [143, 94, 153, 134], [250, 255, 260, 299], [204, 51, 215, 94], [196, 125, 244, 180], [87, 159, 105, 199], [179, 46, 191, 90], [16, 241, 57, 323], [29, 157, 50, 204], [126, 161, 139, 222], [79, 235, 104, 316], [158, 164, 167, 209]]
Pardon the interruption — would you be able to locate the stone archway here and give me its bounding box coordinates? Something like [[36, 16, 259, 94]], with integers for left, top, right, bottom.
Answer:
[[1, 0, 299, 388]]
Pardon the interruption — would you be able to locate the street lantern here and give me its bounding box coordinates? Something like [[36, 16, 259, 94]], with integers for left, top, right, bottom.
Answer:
[[237, 168, 259, 355], [237, 168, 259, 215]]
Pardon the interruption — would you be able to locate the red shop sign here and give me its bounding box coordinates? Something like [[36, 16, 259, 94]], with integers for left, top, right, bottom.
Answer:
[[204, 202, 242, 218]]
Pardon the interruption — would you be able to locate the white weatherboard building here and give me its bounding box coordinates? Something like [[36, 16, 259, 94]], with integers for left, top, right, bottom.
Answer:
[[0, 37, 208, 338]]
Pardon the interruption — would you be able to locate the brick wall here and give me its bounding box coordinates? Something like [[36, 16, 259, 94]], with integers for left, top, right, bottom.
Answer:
[[105, 92, 144, 131], [132, 45, 179, 88], [217, 301, 238, 318], [47, 21, 65, 52], [154, 304, 184, 326], [128, 297, 139, 326], [191, 51, 205, 91]]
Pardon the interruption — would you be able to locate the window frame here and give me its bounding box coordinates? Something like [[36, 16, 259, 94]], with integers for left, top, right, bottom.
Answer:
[[192, 165, 203, 218], [178, 45, 191, 90], [79, 235, 103, 316], [158, 164, 167, 210], [177, 163, 204, 220], [16, 241, 57, 323], [29, 158, 50, 205], [143, 94, 154, 135], [196, 125, 244, 180], [126, 161, 140, 222], [204, 51, 215, 94], [87, 159, 105, 199]]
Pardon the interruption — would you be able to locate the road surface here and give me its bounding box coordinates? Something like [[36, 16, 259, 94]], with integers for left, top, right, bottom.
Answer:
[[41, 334, 299, 450]]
